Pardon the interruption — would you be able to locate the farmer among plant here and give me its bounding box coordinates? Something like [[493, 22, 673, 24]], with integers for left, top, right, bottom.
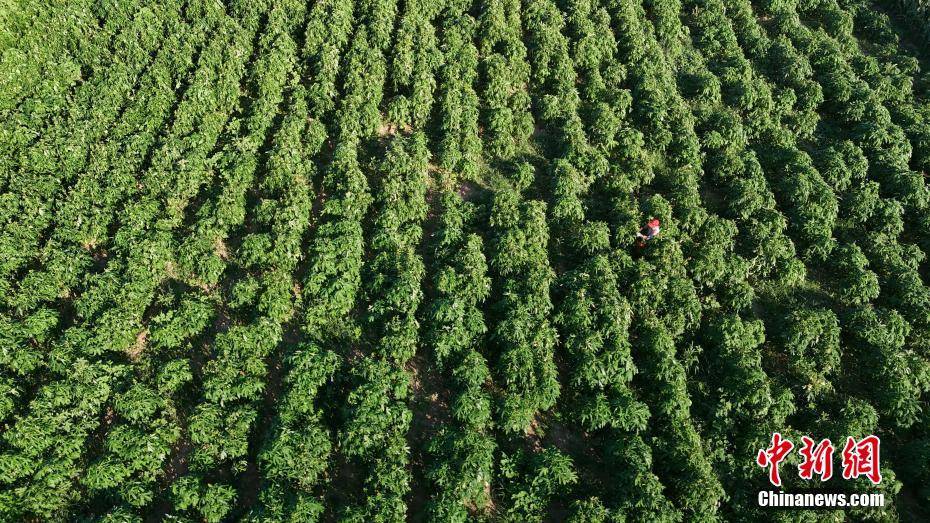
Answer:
[[636, 218, 661, 246]]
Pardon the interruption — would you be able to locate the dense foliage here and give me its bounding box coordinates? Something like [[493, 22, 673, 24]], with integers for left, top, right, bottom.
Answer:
[[1, 0, 929, 520]]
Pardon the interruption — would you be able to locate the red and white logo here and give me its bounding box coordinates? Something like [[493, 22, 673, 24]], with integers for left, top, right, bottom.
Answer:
[[756, 433, 881, 486], [797, 436, 834, 481], [841, 435, 882, 485], [756, 432, 794, 487]]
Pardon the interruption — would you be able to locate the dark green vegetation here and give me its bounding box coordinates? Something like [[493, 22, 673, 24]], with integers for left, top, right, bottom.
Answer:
[[1, 0, 930, 520]]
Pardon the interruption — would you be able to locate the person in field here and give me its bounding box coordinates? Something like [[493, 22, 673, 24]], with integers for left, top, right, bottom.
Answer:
[[635, 218, 661, 247]]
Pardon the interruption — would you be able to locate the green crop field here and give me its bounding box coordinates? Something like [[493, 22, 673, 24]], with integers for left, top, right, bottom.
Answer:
[[1, 0, 930, 520]]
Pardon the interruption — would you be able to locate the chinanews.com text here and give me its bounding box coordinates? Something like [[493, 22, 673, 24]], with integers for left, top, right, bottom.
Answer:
[[757, 490, 884, 509]]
